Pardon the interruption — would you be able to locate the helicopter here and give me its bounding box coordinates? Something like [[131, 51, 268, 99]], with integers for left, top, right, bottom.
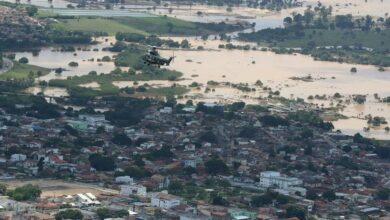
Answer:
[[142, 47, 174, 68]]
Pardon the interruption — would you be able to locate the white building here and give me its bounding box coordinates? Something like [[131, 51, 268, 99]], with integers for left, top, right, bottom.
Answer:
[[151, 193, 181, 209], [159, 107, 173, 114], [120, 184, 147, 197], [76, 193, 100, 206], [10, 154, 27, 162], [78, 114, 106, 124], [115, 176, 134, 184], [259, 171, 302, 190]]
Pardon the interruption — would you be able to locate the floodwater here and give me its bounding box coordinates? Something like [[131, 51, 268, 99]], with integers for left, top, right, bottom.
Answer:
[[25, 86, 68, 97], [6, 0, 390, 139], [159, 38, 390, 139], [306, 0, 390, 17], [15, 35, 390, 139], [14, 37, 117, 82], [2, 0, 74, 8]]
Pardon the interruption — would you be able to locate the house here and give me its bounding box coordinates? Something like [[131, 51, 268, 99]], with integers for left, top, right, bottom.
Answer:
[[78, 114, 106, 123], [120, 184, 147, 197], [76, 193, 100, 206], [115, 176, 134, 184], [159, 107, 173, 114], [180, 212, 212, 220], [0, 197, 35, 212], [228, 209, 257, 220], [151, 192, 181, 209], [67, 120, 88, 131], [259, 171, 302, 190], [184, 159, 197, 168]]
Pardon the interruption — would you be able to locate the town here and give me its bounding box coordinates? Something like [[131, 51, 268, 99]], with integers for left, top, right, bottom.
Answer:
[[0, 0, 390, 219], [0, 95, 389, 220]]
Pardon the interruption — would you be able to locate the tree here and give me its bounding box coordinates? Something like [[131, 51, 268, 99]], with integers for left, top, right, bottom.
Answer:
[[376, 188, 390, 200], [120, 166, 150, 179], [259, 115, 289, 127], [180, 39, 190, 48], [304, 10, 315, 25], [96, 208, 111, 220], [89, 153, 116, 171], [199, 131, 218, 143], [230, 101, 245, 111], [18, 57, 29, 64], [26, 6, 38, 16], [335, 14, 354, 28], [96, 208, 128, 220], [205, 157, 228, 175], [212, 195, 228, 206], [276, 194, 289, 204], [239, 126, 257, 138], [385, 17, 390, 28], [322, 190, 336, 201], [55, 209, 83, 220], [251, 194, 273, 207], [112, 133, 132, 145], [283, 16, 293, 25], [68, 61, 79, 67], [301, 128, 313, 139], [0, 183, 7, 195], [37, 157, 45, 173], [168, 181, 183, 195], [286, 206, 306, 220], [306, 190, 319, 200], [353, 133, 369, 144], [375, 146, 390, 159], [7, 184, 41, 201]]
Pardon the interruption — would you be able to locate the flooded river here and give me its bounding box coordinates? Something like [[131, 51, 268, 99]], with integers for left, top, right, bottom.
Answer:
[[6, 0, 390, 139]]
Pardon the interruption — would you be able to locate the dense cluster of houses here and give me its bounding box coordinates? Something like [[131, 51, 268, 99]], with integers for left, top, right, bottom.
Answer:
[[0, 98, 389, 220], [0, 6, 46, 47]]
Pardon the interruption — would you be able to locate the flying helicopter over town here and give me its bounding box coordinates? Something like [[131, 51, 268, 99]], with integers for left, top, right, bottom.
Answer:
[[142, 46, 174, 68]]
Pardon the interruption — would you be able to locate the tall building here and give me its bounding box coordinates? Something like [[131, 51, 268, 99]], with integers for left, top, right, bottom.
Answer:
[[259, 171, 302, 190]]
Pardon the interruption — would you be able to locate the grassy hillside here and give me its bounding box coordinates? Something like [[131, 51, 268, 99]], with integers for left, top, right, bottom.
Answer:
[[0, 62, 50, 80], [51, 15, 246, 36], [51, 17, 148, 35]]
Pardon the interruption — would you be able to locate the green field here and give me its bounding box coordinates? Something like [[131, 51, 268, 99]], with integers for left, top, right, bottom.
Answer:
[[0, 62, 50, 80], [51, 16, 198, 35], [115, 16, 198, 35], [51, 15, 245, 36], [51, 18, 148, 35]]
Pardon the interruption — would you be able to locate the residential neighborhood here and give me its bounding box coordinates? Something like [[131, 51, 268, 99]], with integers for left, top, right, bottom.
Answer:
[[0, 96, 388, 220]]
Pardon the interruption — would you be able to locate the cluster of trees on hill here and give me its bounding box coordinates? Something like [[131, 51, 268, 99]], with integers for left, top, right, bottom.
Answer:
[[0, 95, 61, 119], [104, 98, 152, 127]]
